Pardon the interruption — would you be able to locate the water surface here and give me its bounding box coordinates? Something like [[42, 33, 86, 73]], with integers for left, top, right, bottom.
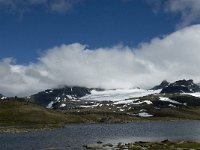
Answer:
[[1, 120, 200, 150]]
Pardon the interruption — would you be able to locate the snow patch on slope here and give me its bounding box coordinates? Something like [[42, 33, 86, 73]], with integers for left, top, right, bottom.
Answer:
[[132, 100, 153, 105], [186, 92, 200, 98], [81, 89, 161, 101], [159, 97, 181, 104], [138, 112, 153, 117], [46, 101, 54, 108], [60, 103, 66, 107], [1, 96, 7, 100], [114, 99, 137, 105]]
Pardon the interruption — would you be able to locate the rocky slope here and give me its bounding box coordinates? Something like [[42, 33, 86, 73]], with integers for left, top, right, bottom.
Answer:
[[161, 79, 200, 93], [151, 80, 170, 90], [30, 86, 91, 107]]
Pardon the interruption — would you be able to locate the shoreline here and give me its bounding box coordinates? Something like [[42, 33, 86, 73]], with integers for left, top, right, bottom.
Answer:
[[84, 140, 200, 150]]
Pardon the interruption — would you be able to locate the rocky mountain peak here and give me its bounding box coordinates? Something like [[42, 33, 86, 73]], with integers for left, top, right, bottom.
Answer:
[[151, 80, 170, 90], [161, 79, 200, 94]]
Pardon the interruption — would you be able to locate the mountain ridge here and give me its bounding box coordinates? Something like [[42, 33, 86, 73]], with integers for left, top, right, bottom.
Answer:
[[1, 79, 200, 123], [151, 80, 170, 90], [161, 79, 200, 94], [28, 79, 200, 109], [30, 86, 91, 107]]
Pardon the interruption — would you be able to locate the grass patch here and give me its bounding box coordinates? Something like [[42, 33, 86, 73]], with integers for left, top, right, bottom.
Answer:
[[0, 100, 139, 131], [0, 100, 84, 130]]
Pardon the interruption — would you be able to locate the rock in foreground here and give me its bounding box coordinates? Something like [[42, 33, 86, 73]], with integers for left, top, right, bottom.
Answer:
[[84, 140, 200, 150]]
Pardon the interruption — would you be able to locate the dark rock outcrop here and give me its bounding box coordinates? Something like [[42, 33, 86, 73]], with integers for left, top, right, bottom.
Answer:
[[161, 79, 200, 94], [151, 80, 170, 90], [30, 86, 91, 107]]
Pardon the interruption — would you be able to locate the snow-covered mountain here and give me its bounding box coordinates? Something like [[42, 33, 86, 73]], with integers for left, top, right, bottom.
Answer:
[[30, 86, 161, 108], [29, 79, 200, 110]]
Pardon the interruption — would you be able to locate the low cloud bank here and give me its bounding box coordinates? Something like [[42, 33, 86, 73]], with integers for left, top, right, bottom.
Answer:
[[1, 25, 200, 96]]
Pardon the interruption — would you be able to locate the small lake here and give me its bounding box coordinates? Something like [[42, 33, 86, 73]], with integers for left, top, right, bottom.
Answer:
[[1, 120, 200, 150]]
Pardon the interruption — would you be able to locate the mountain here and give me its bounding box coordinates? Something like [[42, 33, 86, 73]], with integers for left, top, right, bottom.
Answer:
[[161, 79, 200, 94], [30, 86, 91, 107], [23, 80, 200, 120], [0, 94, 7, 100], [30, 86, 200, 120], [0, 94, 3, 99], [29, 79, 200, 112], [30, 87, 161, 109], [151, 80, 170, 90]]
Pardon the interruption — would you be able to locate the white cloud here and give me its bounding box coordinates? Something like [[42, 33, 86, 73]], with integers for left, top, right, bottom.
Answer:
[[165, 0, 200, 28], [0, 0, 82, 13], [1, 24, 200, 96], [148, 0, 200, 28]]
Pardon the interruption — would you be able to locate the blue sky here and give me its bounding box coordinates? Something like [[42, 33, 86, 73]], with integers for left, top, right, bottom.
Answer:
[[0, 0, 179, 64]]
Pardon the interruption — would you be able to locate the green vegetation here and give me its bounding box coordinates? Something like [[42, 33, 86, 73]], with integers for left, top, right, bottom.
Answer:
[[0, 100, 139, 132], [0, 100, 77, 131], [151, 107, 200, 120]]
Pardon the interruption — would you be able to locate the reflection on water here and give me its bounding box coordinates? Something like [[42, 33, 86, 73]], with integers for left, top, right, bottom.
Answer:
[[1, 120, 200, 150]]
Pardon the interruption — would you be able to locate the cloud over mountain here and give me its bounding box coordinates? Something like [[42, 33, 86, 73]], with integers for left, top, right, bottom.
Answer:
[[1, 25, 200, 96]]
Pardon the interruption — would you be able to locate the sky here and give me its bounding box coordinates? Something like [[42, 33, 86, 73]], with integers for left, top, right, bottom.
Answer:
[[1, 0, 200, 96]]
